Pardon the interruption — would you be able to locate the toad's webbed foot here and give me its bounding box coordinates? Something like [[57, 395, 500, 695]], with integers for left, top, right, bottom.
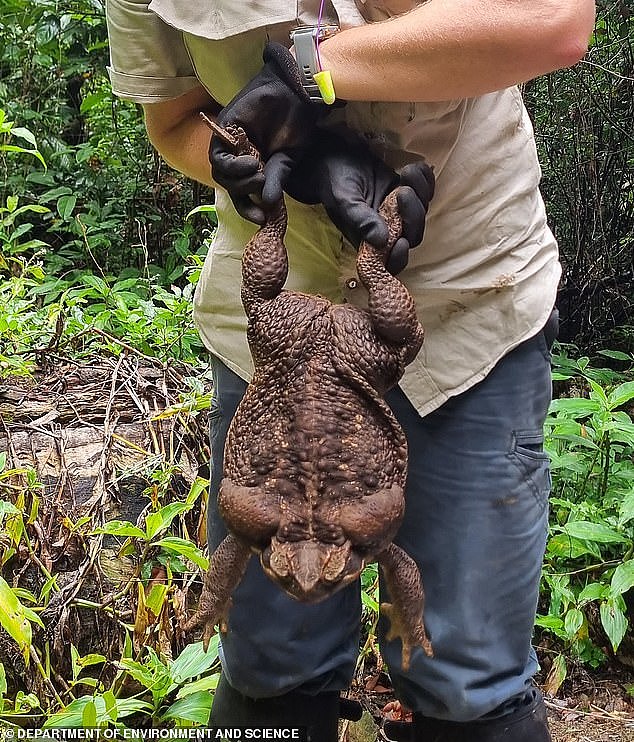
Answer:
[[381, 601, 433, 672], [183, 534, 251, 651], [378, 542, 432, 671]]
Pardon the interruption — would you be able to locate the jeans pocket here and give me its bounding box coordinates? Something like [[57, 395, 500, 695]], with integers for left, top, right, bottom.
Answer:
[[510, 430, 551, 508]]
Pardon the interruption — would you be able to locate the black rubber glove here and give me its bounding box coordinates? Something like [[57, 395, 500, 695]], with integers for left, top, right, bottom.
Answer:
[[268, 131, 435, 274], [211, 42, 325, 224]]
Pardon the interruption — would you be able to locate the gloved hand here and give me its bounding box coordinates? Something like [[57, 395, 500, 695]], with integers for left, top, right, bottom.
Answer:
[[265, 131, 435, 274], [211, 41, 325, 224]]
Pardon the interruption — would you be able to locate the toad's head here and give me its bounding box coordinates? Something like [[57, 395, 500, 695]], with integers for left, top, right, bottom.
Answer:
[[260, 536, 364, 602]]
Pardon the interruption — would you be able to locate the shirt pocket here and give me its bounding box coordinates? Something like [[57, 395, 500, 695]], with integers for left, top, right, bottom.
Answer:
[[149, 0, 298, 39]]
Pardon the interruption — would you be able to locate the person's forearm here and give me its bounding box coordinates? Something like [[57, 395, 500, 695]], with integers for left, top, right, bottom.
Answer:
[[319, 0, 595, 102], [143, 86, 218, 186]]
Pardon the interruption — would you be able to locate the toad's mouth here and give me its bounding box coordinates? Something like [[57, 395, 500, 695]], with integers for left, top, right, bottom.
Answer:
[[260, 536, 364, 602]]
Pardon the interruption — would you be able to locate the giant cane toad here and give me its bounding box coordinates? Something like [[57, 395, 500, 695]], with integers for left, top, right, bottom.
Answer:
[[185, 122, 432, 670]]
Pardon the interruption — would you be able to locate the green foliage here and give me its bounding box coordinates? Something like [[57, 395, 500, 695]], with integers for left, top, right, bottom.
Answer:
[[44, 640, 219, 728], [94, 477, 210, 575], [0, 458, 215, 727], [523, 0, 634, 349], [0, 576, 44, 664], [538, 347, 634, 678], [0, 109, 46, 168], [0, 111, 207, 374], [1, 0, 212, 284]]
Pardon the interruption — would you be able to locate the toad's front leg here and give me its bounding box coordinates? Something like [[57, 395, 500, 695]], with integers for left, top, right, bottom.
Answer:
[[183, 533, 251, 650], [378, 542, 433, 671]]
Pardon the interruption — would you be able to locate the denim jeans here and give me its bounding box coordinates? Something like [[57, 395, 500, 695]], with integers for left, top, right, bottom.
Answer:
[[206, 316, 555, 720]]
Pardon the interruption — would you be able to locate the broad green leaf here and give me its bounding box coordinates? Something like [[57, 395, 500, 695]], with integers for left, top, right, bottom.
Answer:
[[44, 695, 151, 727], [40, 185, 73, 201], [578, 582, 608, 603], [81, 274, 109, 295], [117, 658, 155, 690], [548, 432, 599, 451], [597, 350, 632, 362], [145, 501, 191, 539], [103, 689, 118, 722], [145, 583, 168, 616], [93, 520, 146, 539], [144, 510, 163, 540], [548, 398, 601, 418], [547, 533, 601, 559], [534, 615, 564, 630], [23, 607, 44, 629], [10, 203, 49, 216], [187, 476, 209, 505], [600, 599, 628, 652], [113, 277, 142, 291], [564, 608, 584, 638], [70, 644, 80, 681], [551, 371, 574, 381], [81, 699, 97, 728], [610, 560, 634, 597], [176, 673, 220, 699], [0, 144, 46, 167], [619, 489, 634, 526], [588, 379, 610, 408], [114, 697, 153, 718], [608, 381, 634, 410], [161, 690, 213, 724], [6, 195, 18, 212], [157, 551, 188, 573], [361, 588, 379, 614], [80, 91, 107, 114], [13, 239, 48, 252], [561, 521, 628, 544], [56, 194, 77, 220], [0, 575, 33, 662], [187, 204, 217, 219], [77, 653, 107, 670], [606, 417, 634, 447], [10, 127, 37, 147], [169, 638, 220, 684], [154, 536, 209, 569], [0, 662, 7, 697]]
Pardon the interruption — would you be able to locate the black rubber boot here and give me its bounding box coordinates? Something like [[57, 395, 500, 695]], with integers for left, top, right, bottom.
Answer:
[[209, 674, 362, 741], [385, 689, 551, 742]]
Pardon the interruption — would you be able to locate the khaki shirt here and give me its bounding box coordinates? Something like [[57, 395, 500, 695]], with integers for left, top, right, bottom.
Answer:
[[106, 0, 560, 416]]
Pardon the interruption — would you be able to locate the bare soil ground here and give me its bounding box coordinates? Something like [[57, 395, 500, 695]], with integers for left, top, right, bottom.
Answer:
[[547, 709, 634, 742]]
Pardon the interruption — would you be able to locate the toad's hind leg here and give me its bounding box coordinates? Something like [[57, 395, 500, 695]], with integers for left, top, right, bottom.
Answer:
[[356, 190, 424, 365], [378, 542, 432, 671]]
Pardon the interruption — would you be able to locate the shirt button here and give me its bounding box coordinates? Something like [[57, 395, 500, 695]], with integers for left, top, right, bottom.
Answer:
[[345, 278, 358, 290]]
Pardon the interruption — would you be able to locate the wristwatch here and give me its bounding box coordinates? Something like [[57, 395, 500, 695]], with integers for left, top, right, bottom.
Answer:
[[290, 25, 340, 102]]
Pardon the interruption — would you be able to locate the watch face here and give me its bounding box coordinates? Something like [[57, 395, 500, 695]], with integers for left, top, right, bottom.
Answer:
[[290, 24, 339, 41], [317, 24, 340, 38]]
